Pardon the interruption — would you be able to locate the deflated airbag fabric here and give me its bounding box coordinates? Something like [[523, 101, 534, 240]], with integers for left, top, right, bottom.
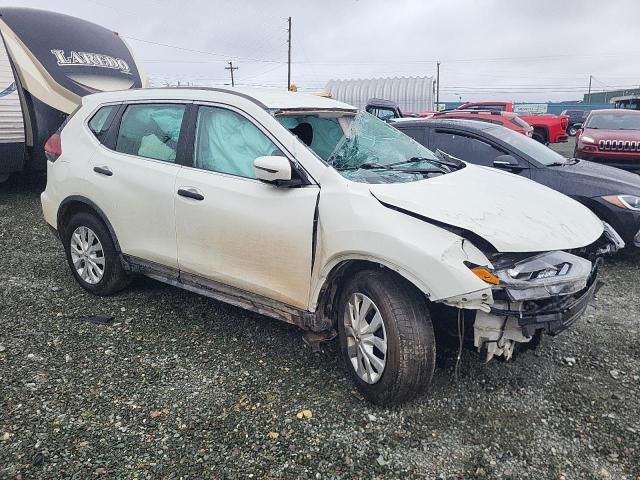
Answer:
[[196, 107, 281, 178], [116, 104, 185, 162]]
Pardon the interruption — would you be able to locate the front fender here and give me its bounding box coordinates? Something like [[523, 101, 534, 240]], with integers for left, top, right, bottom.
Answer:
[[308, 189, 494, 311]]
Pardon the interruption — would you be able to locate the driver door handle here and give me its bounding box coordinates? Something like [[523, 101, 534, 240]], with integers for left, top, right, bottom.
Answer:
[[177, 187, 205, 201]]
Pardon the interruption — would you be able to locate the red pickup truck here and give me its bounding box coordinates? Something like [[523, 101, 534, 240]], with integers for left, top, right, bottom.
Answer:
[[456, 102, 569, 144]]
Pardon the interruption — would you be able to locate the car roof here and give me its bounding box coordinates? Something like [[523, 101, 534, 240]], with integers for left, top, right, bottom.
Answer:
[[588, 108, 640, 116], [366, 98, 399, 108], [436, 110, 517, 119], [436, 108, 518, 118], [391, 118, 498, 131], [82, 87, 357, 111]]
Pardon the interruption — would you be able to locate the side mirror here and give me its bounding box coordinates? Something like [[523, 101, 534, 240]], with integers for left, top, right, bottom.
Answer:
[[254, 156, 292, 184], [493, 154, 522, 170]]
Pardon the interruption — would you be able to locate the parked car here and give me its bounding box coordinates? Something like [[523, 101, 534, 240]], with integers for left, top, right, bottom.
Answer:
[[456, 101, 569, 144], [365, 98, 405, 121], [432, 110, 533, 137], [561, 109, 591, 136], [42, 88, 619, 405], [575, 109, 640, 170], [392, 118, 639, 250]]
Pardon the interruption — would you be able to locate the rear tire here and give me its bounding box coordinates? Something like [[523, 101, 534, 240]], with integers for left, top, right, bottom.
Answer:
[[62, 212, 130, 296], [337, 269, 436, 405], [568, 126, 578, 136]]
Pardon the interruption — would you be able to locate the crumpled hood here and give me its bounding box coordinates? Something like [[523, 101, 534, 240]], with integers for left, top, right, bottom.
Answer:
[[370, 164, 604, 253]]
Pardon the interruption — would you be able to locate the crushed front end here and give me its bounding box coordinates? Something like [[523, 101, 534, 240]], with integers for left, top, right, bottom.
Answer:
[[445, 224, 624, 361]]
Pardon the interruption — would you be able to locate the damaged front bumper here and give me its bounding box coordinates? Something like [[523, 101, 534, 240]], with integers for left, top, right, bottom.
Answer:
[[491, 264, 600, 337], [471, 250, 604, 361]]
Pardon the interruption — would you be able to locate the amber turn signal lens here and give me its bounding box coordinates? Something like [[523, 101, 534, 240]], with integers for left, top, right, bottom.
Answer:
[[471, 267, 501, 285]]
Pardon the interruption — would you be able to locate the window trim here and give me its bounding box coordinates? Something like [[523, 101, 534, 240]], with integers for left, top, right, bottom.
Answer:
[[82, 101, 123, 150], [109, 100, 191, 164], [87, 104, 119, 141], [182, 101, 315, 186]]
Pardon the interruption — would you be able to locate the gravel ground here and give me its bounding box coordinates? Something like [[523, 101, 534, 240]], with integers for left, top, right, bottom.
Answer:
[[1, 154, 639, 479]]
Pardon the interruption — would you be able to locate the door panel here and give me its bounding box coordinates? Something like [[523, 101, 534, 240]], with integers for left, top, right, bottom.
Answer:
[[175, 170, 319, 308], [88, 152, 181, 268], [87, 103, 187, 269], [175, 104, 318, 308]]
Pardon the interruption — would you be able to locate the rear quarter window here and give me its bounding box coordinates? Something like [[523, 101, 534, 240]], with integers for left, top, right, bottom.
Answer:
[[88, 105, 118, 144]]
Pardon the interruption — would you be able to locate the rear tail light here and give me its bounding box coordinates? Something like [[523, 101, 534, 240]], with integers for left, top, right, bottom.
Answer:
[[561, 117, 568, 129], [44, 133, 62, 162]]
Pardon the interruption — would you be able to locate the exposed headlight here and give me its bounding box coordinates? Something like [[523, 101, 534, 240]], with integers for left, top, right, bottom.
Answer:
[[580, 135, 596, 144], [466, 251, 593, 301], [602, 195, 640, 211], [494, 251, 592, 301]]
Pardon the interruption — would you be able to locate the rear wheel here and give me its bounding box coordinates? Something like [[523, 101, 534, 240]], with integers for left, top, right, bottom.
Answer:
[[532, 128, 549, 145], [568, 125, 578, 136], [62, 212, 130, 296], [337, 269, 436, 405]]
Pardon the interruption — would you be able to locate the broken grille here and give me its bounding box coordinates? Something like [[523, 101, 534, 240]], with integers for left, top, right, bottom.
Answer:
[[599, 139, 638, 151]]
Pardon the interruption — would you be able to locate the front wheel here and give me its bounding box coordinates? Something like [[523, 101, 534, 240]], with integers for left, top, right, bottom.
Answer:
[[338, 269, 436, 405], [568, 125, 578, 136]]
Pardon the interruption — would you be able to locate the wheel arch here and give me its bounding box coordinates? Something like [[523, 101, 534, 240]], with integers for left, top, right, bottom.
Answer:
[[57, 196, 121, 252], [532, 125, 549, 143], [310, 255, 433, 321]]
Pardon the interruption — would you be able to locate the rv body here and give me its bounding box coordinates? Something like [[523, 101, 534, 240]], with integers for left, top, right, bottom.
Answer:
[[0, 7, 146, 182]]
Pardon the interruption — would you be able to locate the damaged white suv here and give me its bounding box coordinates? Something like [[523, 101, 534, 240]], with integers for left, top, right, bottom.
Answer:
[[41, 88, 622, 405]]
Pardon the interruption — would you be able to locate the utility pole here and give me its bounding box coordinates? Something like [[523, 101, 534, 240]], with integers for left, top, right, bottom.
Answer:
[[436, 61, 440, 110], [587, 74, 592, 104], [287, 16, 292, 90], [225, 61, 238, 87]]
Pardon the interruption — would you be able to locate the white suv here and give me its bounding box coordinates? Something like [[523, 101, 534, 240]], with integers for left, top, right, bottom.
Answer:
[[41, 88, 619, 405]]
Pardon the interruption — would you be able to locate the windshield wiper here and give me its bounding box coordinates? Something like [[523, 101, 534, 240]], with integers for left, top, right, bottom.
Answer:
[[337, 162, 444, 174], [335, 161, 385, 171], [432, 150, 466, 169]]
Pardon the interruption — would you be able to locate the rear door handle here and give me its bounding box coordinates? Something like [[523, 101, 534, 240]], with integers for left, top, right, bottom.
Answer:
[[93, 166, 113, 177], [177, 187, 204, 201]]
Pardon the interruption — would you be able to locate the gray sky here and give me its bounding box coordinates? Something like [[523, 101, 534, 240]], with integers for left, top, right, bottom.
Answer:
[[5, 0, 640, 102]]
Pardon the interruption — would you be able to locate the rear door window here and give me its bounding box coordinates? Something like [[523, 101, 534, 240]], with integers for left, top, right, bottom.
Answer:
[[115, 104, 186, 162]]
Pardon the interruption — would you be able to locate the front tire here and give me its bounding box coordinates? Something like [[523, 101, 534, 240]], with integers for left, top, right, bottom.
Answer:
[[62, 212, 130, 296], [338, 269, 436, 405], [568, 125, 578, 136]]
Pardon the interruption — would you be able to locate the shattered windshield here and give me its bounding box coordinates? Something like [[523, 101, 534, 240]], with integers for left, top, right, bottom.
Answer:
[[276, 111, 450, 183]]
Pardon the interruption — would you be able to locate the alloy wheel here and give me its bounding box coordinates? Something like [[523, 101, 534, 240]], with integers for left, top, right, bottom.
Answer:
[[344, 292, 388, 384], [70, 226, 105, 284]]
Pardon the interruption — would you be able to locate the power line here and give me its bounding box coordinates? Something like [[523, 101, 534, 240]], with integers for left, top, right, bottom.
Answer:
[[122, 35, 284, 64]]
